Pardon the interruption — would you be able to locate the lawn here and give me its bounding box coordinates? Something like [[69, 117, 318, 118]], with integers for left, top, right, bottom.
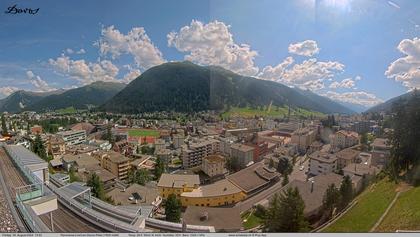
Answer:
[[323, 179, 398, 232], [128, 129, 160, 137], [376, 186, 420, 232], [221, 106, 325, 119], [241, 211, 263, 230]]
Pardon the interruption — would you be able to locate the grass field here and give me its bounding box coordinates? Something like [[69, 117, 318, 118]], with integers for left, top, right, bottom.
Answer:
[[128, 129, 160, 137], [323, 179, 398, 232], [241, 211, 263, 230], [221, 106, 325, 119], [376, 186, 420, 232]]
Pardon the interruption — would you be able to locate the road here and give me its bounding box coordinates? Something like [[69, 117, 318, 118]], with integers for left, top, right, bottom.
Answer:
[[235, 156, 309, 213]]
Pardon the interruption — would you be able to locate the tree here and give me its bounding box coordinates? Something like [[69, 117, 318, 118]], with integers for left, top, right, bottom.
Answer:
[[68, 166, 80, 182], [103, 125, 113, 144], [87, 173, 105, 200], [282, 173, 289, 186], [226, 156, 241, 172], [360, 133, 368, 151], [263, 187, 308, 232], [277, 157, 292, 175], [388, 91, 420, 183], [165, 194, 181, 222], [32, 134, 49, 161], [1, 114, 7, 135], [322, 183, 340, 218], [154, 157, 165, 180], [339, 175, 353, 210]]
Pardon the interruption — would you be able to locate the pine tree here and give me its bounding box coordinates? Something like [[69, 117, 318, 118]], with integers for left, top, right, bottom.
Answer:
[[32, 134, 48, 161], [165, 194, 181, 222], [263, 187, 308, 232], [339, 175, 353, 210], [1, 114, 7, 135], [322, 183, 340, 218], [87, 173, 105, 200], [154, 156, 165, 180]]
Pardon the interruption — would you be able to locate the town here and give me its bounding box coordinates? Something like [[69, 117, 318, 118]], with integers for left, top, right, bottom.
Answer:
[[0, 108, 394, 232]]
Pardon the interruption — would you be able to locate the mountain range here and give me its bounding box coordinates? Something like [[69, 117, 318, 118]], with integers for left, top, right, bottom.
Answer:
[[0, 81, 125, 113], [1, 61, 359, 115], [366, 90, 416, 113], [102, 61, 354, 114]]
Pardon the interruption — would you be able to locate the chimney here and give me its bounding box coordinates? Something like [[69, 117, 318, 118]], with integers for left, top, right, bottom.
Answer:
[[311, 180, 315, 193]]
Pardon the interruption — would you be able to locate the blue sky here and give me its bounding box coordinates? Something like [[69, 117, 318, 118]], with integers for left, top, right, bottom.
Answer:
[[0, 0, 419, 108]]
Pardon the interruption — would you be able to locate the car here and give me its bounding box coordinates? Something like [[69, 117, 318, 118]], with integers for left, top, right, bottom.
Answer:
[[128, 196, 134, 201], [299, 165, 305, 171]]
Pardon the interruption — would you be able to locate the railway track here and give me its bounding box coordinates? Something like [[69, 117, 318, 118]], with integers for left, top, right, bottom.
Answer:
[[0, 148, 101, 233]]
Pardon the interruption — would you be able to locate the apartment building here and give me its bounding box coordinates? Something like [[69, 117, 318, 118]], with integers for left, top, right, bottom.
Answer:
[[181, 138, 219, 168], [57, 129, 87, 146], [47, 135, 66, 158], [230, 143, 255, 168], [330, 130, 359, 151], [291, 127, 317, 153], [154, 138, 166, 151], [201, 155, 226, 178], [371, 138, 391, 167], [335, 148, 361, 170], [172, 133, 185, 149], [93, 151, 130, 180], [308, 151, 338, 176]]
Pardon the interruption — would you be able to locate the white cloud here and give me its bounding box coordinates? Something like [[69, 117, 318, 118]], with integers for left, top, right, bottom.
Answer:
[[323, 91, 383, 107], [355, 75, 362, 81], [0, 86, 19, 98], [49, 54, 119, 85], [388, 1, 400, 9], [26, 70, 55, 92], [167, 20, 259, 76], [385, 37, 420, 90], [66, 48, 74, 54], [96, 25, 165, 70], [76, 48, 86, 54], [258, 57, 294, 80], [288, 40, 320, 57], [329, 78, 356, 89]]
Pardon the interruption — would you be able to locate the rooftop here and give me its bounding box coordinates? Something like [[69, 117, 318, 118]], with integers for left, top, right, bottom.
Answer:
[[230, 143, 255, 152], [181, 179, 241, 198], [203, 155, 225, 164], [227, 162, 278, 193], [309, 151, 337, 163], [157, 174, 200, 188], [183, 206, 242, 232], [335, 148, 361, 161], [372, 138, 391, 149]]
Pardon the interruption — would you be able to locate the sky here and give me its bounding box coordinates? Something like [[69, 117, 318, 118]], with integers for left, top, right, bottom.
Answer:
[[0, 0, 419, 109]]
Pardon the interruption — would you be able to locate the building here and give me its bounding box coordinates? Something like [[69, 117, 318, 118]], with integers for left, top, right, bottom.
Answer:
[[308, 151, 338, 176], [157, 174, 200, 199], [227, 162, 280, 195], [308, 141, 323, 155], [172, 133, 185, 149], [230, 143, 255, 169], [201, 155, 226, 178], [180, 179, 246, 207], [70, 122, 95, 135], [371, 138, 391, 167], [113, 140, 133, 156], [57, 130, 87, 146], [181, 138, 219, 169], [154, 139, 166, 151], [335, 148, 361, 170], [31, 125, 43, 135], [183, 206, 242, 232], [87, 139, 112, 151], [47, 135, 66, 158], [61, 153, 100, 172], [218, 136, 237, 156], [93, 151, 131, 180], [265, 173, 343, 218], [330, 130, 359, 151], [291, 127, 317, 153]]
